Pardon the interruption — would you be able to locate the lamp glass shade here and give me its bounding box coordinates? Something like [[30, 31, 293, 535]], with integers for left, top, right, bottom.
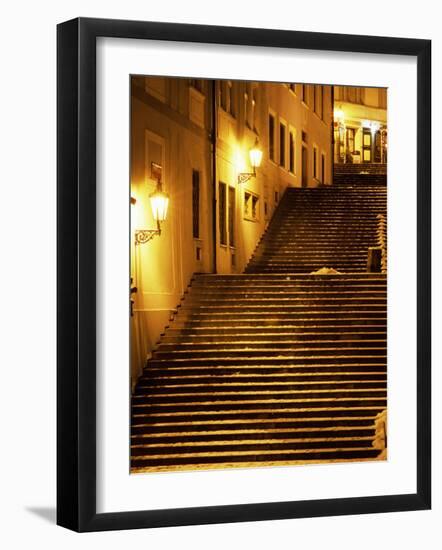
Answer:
[[149, 189, 169, 222], [334, 109, 344, 121], [249, 145, 263, 169]]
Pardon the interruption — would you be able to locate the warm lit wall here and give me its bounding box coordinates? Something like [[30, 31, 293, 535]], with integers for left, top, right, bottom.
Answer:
[[215, 81, 333, 274], [130, 77, 213, 387], [264, 83, 333, 188]]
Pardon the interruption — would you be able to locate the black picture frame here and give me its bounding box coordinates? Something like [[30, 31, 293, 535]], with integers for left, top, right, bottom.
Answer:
[[57, 17, 431, 532]]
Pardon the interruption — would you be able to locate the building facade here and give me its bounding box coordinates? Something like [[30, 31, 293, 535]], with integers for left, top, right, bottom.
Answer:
[[333, 86, 388, 164], [130, 77, 333, 386]]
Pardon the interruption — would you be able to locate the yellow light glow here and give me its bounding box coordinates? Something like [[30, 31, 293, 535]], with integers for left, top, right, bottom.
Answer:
[[363, 120, 380, 134], [149, 188, 169, 222], [370, 121, 380, 134], [334, 108, 344, 121], [130, 191, 142, 229], [249, 140, 263, 169], [234, 148, 247, 173]]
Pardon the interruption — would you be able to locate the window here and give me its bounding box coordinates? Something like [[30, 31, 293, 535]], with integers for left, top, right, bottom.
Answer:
[[321, 85, 324, 120], [220, 81, 235, 116], [228, 186, 235, 247], [244, 191, 259, 221], [274, 190, 279, 204], [219, 182, 227, 245], [301, 84, 307, 104], [313, 146, 318, 179], [252, 195, 258, 219], [289, 130, 295, 174], [227, 81, 235, 117], [220, 81, 227, 111], [321, 153, 325, 184], [289, 83, 296, 94], [192, 170, 200, 239], [244, 90, 250, 128], [313, 85, 317, 113], [145, 77, 167, 102], [189, 79, 203, 93], [279, 122, 286, 167], [245, 82, 256, 130], [268, 113, 275, 162], [252, 86, 258, 131]]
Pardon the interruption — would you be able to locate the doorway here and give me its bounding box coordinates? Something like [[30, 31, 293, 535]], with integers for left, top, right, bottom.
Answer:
[[362, 128, 372, 162]]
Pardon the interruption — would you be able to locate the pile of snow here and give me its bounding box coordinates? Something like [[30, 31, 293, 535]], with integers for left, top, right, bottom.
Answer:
[[373, 409, 387, 459], [310, 267, 342, 275]]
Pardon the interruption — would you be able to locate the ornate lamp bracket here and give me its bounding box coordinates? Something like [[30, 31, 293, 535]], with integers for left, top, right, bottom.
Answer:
[[237, 172, 255, 185], [134, 228, 160, 245]]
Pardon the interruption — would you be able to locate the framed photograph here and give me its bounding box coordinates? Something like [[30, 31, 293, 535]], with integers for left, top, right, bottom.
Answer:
[[57, 18, 431, 532]]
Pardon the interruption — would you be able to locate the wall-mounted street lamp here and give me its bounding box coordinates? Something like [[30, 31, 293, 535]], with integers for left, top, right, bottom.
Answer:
[[237, 138, 263, 184], [133, 175, 170, 245], [334, 107, 345, 122]]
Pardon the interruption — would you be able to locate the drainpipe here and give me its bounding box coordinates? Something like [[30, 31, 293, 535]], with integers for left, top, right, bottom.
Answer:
[[210, 79, 218, 273]]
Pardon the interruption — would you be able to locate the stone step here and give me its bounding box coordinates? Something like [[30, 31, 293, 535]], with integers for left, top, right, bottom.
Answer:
[[131, 393, 387, 411], [170, 318, 387, 328], [130, 447, 382, 471], [131, 425, 376, 445], [187, 291, 386, 299], [255, 248, 373, 253], [137, 374, 386, 386], [174, 313, 387, 323], [155, 339, 386, 352], [151, 347, 386, 360], [131, 439, 376, 461], [245, 260, 369, 265], [132, 391, 386, 407], [180, 299, 387, 310], [148, 356, 386, 369], [188, 286, 386, 294], [245, 267, 370, 273], [131, 411, 381, 432], [187, 284, 386, 293], [190, 278, 387, 285], [162, 331, 386, 343], [131, 402, 386, 424], [193, 273, 386, 280], [175, 307, 387, 315], [134, 379, 386, 393], [169, 328, 386, 336]]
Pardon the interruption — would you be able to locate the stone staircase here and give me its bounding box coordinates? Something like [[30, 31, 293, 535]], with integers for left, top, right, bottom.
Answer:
[[246, 185, 387, 273], [131, 185, 387, 473], [334, 163, 387, 186]]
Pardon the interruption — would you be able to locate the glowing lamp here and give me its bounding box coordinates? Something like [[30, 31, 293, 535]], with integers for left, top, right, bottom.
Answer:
[[134, 179, 170, 245], [334, 108, 344, 121], [249, 139, 263, 169], [149, 184, 169, 223], [238, 139, 262, 184]]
